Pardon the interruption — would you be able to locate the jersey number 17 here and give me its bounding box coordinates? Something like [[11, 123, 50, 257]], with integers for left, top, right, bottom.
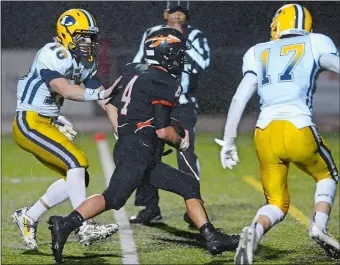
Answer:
[[260, 43, 305, 86]]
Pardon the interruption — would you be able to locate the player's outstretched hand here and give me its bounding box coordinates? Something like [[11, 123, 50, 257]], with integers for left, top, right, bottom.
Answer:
[[215, 138, 240, 169], [54, 116, 78, 142], [104, 75, 123, 99]]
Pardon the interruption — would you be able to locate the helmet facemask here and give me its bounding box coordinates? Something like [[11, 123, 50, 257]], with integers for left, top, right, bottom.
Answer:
[[160, 46, 187, 75], [67, 30, 99, 62]]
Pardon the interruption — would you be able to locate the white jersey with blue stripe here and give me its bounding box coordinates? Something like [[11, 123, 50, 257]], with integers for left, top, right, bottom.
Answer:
[[243, 33, 339, 129], [16, 42, 98, 117]]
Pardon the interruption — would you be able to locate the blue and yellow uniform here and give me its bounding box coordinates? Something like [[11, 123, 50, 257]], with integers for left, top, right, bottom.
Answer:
[[13, 9, 101, 177], [242, 5, 339, 213]]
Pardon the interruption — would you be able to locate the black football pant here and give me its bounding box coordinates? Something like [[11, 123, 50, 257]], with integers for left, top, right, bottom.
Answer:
[[102, 134, 201, 211], [134, 103, 200, 209]]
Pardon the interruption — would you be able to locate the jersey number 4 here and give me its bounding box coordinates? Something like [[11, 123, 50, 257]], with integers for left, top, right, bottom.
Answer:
[[260, 43, 305, 86], [121, 75, 139, 115]]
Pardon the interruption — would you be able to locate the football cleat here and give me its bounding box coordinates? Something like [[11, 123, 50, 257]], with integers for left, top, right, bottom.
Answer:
[[309, 223, 340, 260], [201, 226, 240, 255], [129, 207, 162, 225], [234, 226, 258, 265], [75, 219, 119, 246], [48, 216, 73, 263], [11, 207, 38, 250]]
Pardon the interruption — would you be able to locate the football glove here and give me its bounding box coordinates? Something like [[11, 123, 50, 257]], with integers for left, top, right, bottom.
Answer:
[[54, 116, 78, 142], [178, 94, 189, 105], [215, 138, 240, 169]]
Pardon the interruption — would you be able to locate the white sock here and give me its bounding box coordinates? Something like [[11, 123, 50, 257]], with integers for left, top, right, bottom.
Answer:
[[66, 167, 86, 209], [26, 200, 47, 222], [253, 222, 264, 242], [42, 179, 69, 207], [26, 179, 70, 222], [313, 212, 329, 230]]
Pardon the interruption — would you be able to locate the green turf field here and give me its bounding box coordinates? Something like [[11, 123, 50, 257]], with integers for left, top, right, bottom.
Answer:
[[2, 132, 339, 264]]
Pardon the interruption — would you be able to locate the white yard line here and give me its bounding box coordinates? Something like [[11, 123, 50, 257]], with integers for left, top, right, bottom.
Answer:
[[94, 133, 140, 265]]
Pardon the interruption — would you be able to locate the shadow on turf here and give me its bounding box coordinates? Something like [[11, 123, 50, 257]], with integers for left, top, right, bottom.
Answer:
[[203, 244, 291, 265], [20, 249, 120, 264], [149, 222, 203, 239]]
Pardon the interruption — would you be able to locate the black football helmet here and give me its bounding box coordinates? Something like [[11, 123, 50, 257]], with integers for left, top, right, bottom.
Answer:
[[144, 27, 189, 75]]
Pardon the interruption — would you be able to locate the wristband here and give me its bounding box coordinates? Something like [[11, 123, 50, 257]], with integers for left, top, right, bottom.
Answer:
[[84, 88, 105, 101]]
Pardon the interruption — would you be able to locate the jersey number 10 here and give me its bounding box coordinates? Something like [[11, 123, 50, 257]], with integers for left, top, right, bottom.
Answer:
[[260, 43, 305, 86]]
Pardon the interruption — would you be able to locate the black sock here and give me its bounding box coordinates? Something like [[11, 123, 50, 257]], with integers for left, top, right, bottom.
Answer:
[[64, 211, 85, 230]]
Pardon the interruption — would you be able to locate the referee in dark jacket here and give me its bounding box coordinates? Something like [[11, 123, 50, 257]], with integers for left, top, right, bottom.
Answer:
[[130, 0, 210, 225]]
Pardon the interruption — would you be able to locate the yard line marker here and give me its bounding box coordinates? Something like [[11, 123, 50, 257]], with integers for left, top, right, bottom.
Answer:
[[95, 132, 140, 265], [242, 175, 310, 227]]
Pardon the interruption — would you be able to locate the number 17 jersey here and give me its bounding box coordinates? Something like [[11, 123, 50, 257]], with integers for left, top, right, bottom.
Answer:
[[243, 33, 339, 129]]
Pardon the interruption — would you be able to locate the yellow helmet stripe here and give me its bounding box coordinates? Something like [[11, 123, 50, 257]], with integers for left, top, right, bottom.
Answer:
[[80, 9, 94, 28]]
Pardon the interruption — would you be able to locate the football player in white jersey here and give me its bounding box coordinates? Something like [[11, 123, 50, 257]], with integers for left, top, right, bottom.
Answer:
[[11, 9, 119, 250], [215, 4, 340, 264]]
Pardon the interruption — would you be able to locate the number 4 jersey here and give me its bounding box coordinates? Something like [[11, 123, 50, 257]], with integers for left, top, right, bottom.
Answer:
[[243, 33, 339, 129], [109, 63, 182, 136], [16, 42, 99, 117]]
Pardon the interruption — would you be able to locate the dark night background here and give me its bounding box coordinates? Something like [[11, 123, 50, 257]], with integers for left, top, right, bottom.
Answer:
[[2, 1, 340, 114]]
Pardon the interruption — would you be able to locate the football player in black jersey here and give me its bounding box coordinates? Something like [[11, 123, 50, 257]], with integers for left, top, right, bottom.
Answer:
[[131, 0, 210, 227], [48, 28, 239, 263]]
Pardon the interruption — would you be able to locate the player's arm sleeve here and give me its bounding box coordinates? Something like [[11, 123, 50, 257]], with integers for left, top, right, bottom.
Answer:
[[242, 46, 258, 76], [152, 82, 181, 130], [310, 33, 339, 72], [38, 46, 72, 86], [83, 74, 102, 89], [223, 73, 258, 140], [319, 54, 340, 74], [186, 29, 210, 70], [132, 30, 148, 63]]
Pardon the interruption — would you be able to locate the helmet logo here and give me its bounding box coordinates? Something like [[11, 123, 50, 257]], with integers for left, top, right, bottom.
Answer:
[[145, 34, 181, 48], [60, 15, 76, 27]]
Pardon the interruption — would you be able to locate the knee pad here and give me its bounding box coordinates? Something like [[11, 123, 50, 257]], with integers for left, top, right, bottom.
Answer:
[[255, 204, 285, 226], [85, 170, 90, 188], [315, 178, 337, 206]]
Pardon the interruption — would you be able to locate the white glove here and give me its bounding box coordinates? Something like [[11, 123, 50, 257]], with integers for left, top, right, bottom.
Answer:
[[54, 116, 78, 142], [179, 138, 190, 151], [214, 138, 240, 169], [178, 94, 189, 104]]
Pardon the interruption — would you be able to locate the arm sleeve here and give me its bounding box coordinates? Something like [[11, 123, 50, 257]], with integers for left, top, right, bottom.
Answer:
[[153, 104, 172, 130], [38, 45, 72, 86], [186, 29, 210, 70], [132, 30, 148, 63], [152, 81, 181, 129], [223, 73, 258, 140], [152, 81, 182, 108], [310, 33, 339, 68], [83, 74, 102, 89], [242, 46, 258, 76], [319, 53, 340, 74]]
